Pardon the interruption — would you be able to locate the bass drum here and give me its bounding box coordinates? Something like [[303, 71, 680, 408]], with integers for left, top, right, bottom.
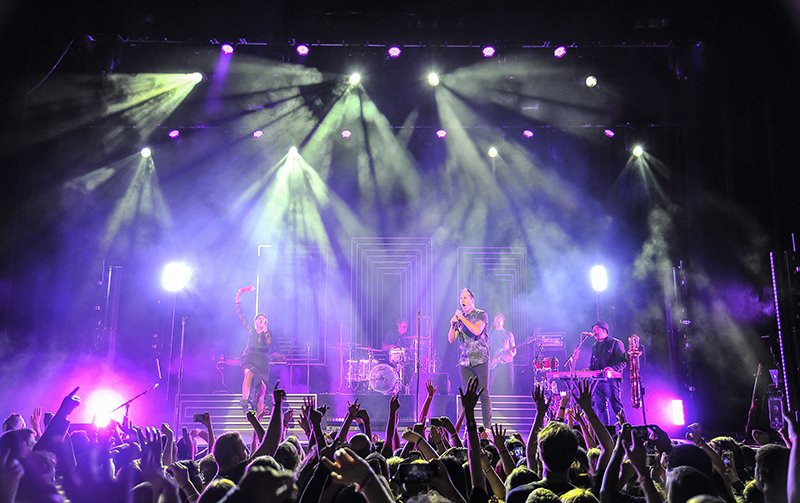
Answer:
[[369, 364, 399, 394]]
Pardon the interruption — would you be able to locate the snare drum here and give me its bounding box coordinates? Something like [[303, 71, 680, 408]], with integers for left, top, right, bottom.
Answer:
[[369, 364, 399, 394], [389, 347, 405, 364]]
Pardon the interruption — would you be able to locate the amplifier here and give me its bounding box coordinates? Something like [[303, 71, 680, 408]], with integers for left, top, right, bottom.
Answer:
[[536, 333, 564, 348]]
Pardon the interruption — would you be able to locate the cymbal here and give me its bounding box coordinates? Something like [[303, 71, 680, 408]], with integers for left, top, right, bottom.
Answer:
[[401, 335, 429, 339], [356, 346, 382, 351], [331, 343, 358, 349]]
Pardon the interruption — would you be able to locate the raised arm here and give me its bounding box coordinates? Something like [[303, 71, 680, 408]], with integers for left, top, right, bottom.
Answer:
[[251, 382, 285, 459], [528, 384, 550, 471], [600, 424, 629, 503], [786, 413, 799, 503], [461, 376, 487, 494], [573, 379, 614, 470], [623, 427, 664, 503], [382, 395, 401, 458], [491, 423, 517, 476], [418, 379, 438, 423], [235, 286, 255, 327], [335, 399, 360, 444]]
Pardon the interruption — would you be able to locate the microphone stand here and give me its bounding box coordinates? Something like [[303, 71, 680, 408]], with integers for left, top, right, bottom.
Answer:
[[566, 332, 591, 372], [111, 383, 160, 427]]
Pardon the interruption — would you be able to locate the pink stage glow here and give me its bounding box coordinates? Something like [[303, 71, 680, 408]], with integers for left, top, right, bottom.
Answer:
[[86, 389, 125, 427], [253, 130, 264, 138], [168, 130, 180, 139], [435, 129, 447, 138], [482, 46, 496, 58], [221, 44, 234, 55], [296, 44, 309, 56], [341, 130, 352, 139], [554, 46, 567, 58], [388, 46, 401, 58], [604, 129, 616, 138], [523, 130, 534, 138]]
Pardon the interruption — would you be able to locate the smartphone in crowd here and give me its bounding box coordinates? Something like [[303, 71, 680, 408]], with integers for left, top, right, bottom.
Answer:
[[722, 450, 733, 468]]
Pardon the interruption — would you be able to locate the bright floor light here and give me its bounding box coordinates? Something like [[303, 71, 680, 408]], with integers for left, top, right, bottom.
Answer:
[[590, 265, 608, 292], [487, 147, 498, 158], [140, 147, 151, 158], [388, 46, 401, 58], [349, 73, 360, 85], [296, 44, 309, 56], [428, 73, 440, 87], [632, 145, 644, 157], [554, 46, 567, 58], [482, 46, 496, 58], [86, 389, 124, 427], [671, 399, 685, 425], [221, 44, 234, 55], [585, 75, 598, 87], [163, 262, 192, 292], [523, 130, 534, 138]]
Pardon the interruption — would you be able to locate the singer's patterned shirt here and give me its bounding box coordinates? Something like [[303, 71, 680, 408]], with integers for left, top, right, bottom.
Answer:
[[456, 308, 490, 366]]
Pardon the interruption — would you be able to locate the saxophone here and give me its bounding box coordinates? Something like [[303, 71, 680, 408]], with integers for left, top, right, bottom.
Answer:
[[628, 335, 643, 409]]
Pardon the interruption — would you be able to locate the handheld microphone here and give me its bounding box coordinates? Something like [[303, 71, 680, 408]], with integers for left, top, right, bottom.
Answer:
[[581, 332, 593, 336]]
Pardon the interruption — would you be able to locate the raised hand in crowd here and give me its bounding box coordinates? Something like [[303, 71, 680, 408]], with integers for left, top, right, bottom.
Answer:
[[492, 422, 516, 475], [322, 447, 393, 503], [460, 376, 487, 494], [29, 406, 42, 441], [140, 426, 180, 503]]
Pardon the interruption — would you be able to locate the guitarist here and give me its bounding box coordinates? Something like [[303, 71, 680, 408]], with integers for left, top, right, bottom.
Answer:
[[489, 313, 517, 394]]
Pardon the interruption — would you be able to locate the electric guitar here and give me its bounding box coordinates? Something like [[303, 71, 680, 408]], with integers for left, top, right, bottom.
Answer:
[[489, 336, 535, 370]]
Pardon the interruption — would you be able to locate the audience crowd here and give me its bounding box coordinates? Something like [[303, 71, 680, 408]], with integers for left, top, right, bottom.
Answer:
[[1, 378, 798, 503]]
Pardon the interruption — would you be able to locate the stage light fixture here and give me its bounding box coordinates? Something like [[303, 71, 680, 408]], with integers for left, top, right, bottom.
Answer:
[[523, 130, 534, 138], [487, 147, 498, 158], [163, 262, 192, 292], [671, 400, 685, 425], [428, 73, 440, 86], [482, 46, 496, 58], [554, 46, 567, 58], [349, 73, 360, 85], [191, 72, 203, 82], [221, 44, 234, 55], [140, 147, 152, 158], [435, 129, 447, 138], [388, 46, 401, 58], [604, 129, 615, 138], [591, 265, 608, 292], [341, 130, 352, 139], [296, 44, 309, 56], [168, 130, 180, 139], [585, 75, 598, 87], [253, 130, 264, 138], [632, 145, 644, 157]]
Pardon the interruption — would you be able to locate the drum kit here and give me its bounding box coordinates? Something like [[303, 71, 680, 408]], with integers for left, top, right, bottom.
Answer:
[[335, 335, 437, 394]]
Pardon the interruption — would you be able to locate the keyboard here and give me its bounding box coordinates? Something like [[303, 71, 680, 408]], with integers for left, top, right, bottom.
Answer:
[[545, 370, 622, 380]]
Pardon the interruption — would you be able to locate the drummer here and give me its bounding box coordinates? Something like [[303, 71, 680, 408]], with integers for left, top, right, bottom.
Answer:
[[382, 317, 410, 350]]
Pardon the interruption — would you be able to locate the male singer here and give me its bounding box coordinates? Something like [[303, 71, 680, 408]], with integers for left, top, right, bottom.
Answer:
[[448, 287, 492, 427], [588, 321, 628, 424]]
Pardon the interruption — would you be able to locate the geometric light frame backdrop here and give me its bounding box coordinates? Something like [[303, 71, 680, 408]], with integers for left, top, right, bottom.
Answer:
[[350, 237, 433, 351], [256, 245, 329, 365]]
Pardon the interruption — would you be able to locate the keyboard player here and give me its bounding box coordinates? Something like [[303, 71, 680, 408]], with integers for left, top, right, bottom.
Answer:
[[588, 321, 629, 425]]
